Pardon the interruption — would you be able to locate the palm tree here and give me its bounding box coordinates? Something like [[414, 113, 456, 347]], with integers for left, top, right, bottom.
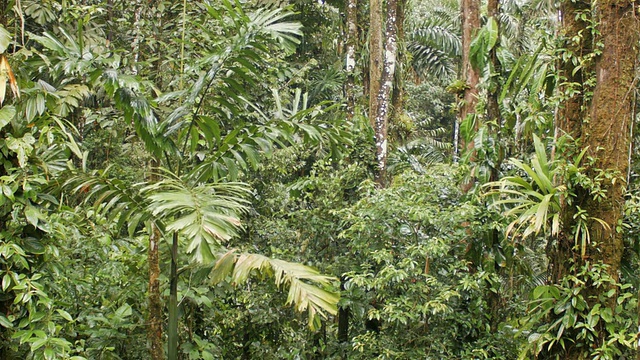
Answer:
[[406, 0, 460, 81], [65, 2, 339, 359]]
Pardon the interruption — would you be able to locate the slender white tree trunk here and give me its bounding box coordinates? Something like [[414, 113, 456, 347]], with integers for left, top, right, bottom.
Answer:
[[345, 0, 357, 118], [374, 0, 398, 184]]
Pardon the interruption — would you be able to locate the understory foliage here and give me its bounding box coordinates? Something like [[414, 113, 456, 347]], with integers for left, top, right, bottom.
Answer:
[[1, 0, 640, 359]]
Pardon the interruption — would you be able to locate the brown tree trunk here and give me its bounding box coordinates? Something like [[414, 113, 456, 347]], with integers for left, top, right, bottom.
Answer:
[[555, 0, 592, 143], [369, 0, 383, 128], [583, 0, 637, 278], [486, 0, 501, 125], [457, 0, 480, 160], [373, 0, 398, 185], [148, 161, 164, 360], [551, 0, 638, 357], [550, 0, 594, 283], [486, 0, 502, 181], [148, 222, 164, 360], [339, 0, 358, 342]]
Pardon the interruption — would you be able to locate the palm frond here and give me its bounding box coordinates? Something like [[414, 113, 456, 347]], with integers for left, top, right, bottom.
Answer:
[[410, 19, 461, 57], [408, 17, 460, 80], [387, 139, 445, 175], [211, 250, 339, 330], [158, 2, 302, 167], [144, 172, 251, 263], [64, 167, 151, 237]]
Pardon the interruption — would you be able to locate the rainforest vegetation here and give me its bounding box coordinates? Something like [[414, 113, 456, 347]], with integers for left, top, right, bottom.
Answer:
[[0, 0, 639, 359]]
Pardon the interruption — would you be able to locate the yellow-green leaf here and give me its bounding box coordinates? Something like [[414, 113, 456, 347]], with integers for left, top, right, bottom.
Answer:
[[0, 25, 10, 53]]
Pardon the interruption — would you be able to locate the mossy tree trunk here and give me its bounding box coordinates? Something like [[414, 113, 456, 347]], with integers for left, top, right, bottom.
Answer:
[[551, 0, 638, 356], [339, 0, 358, 342], [582, 0, 637, 278], [369, 0, 383, 128], [550, 0, 594, 284], [554, 0, 637, 282], [458, 0, 480, 161], [486, 0, 502, 181], [148, 221, 164, 359]]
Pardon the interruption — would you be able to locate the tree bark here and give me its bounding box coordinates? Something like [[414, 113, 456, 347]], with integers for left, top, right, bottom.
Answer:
[[458, 0, 480, 160], [131, 0, 143, 75], [550, 0, 594, 283], [551, 0, 638, 356], [486, 0, 502, 181], [345, 0, 358, 118], [339, 0, 358, 342], [390, 0, 405, 125], [368, 0, 383, 127], [148, 161, 164, 360], [168, 232, 179, 360], [583, 0, 637, 278], [148, 223, 164, 360], [486, 0, 501, 124], [373, 0, 398, 185]]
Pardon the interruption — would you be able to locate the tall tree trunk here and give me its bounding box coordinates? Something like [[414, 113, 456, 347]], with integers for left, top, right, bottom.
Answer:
[[583, 0, 637, 278], [390, 0, 405, 125], [486, 0, 502, 181], [551, 0, 638, 356], [373, 0, 398, 185], [550, 0, 593, 283], [168, 233, 179, 360], [148, 222, 164, 360], [339, 0, 358, 342], [345, 0, 358, 118], [131, 0, 143, 75], [486, 0, 501, 125], [368, 0, 383, 127], [457, 0, 480, 161]]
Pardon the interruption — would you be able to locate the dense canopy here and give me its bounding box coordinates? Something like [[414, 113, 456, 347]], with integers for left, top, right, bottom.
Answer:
[[0, 0, 639, 359]]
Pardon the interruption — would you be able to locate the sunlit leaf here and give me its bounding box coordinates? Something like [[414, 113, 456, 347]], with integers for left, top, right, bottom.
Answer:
[[211, 251, 339, 330], [0, 25, 10, 53]]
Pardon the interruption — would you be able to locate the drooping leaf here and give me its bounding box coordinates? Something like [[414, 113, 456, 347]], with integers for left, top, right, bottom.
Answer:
[[0, 105, 15, 130], [0, 25, 10, 53], [210, 251, 339, 330]]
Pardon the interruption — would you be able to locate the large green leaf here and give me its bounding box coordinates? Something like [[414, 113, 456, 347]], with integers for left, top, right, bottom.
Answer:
[[0, 105, 15, 130], [144, 174, 250, 263], [0, 25, 10, 53], [469, 17, 499, 71], [211, 250, 339, 330]]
